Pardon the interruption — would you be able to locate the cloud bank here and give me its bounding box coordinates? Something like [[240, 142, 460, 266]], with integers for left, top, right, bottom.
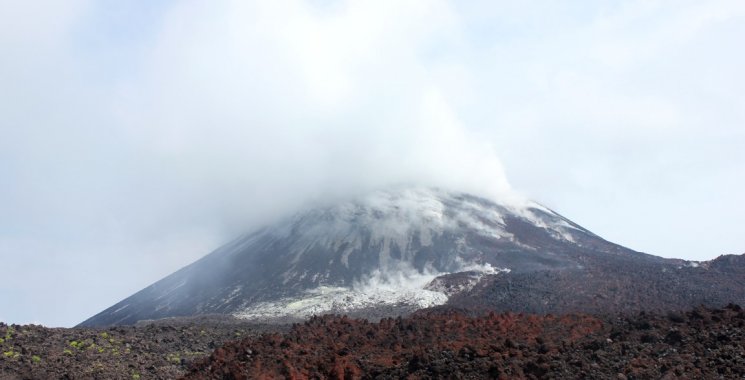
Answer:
[[3, 0, 511, 237], [0, 1, 510, 326]]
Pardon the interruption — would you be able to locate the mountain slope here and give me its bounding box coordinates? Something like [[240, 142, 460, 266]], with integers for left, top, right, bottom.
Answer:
[[79, 188, 739, 327], [448, 253, 745, 315]]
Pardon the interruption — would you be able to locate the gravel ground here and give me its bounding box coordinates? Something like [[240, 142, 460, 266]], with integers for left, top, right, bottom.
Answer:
[[2, 305, 744, 379], [186, 304, 745, 379], [0, 315, 286, 380]]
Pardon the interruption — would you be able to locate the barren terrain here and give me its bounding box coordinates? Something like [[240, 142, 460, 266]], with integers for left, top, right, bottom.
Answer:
[[4, 305, 743, 379]]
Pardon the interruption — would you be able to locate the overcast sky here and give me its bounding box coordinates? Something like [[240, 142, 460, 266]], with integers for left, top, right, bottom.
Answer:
[[1, 0, 744, 327]]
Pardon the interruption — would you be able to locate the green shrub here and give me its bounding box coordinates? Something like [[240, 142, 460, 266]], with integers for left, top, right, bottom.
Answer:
[[166, 352, 181, 364], [32, 355, 41, 363], [3, 350, 19, 359], [4, 327, 13, 341]]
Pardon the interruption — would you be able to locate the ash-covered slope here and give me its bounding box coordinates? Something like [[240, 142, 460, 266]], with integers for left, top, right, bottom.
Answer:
[[448, 252, 745, 315], [80, 187, 672, 327]]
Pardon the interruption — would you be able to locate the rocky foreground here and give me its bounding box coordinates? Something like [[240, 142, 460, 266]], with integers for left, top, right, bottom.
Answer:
[[184, 304, 745, 379], [0, 316, 284, 380], [3, 305, 743, 379]]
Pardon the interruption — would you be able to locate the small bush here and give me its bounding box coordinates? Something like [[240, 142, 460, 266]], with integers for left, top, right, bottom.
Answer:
[[3, 350, 19, 359], [166, 352, 181, 364], [4, 327, 13, 341]]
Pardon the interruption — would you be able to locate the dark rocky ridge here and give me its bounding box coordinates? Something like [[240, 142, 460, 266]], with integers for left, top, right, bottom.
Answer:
[[446, 253, 745, 315]]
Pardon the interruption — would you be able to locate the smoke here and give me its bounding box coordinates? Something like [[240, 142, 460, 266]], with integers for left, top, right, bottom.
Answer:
[[3, 1, 512, 248], [235, 262, 449, 321], [114, 0, 513, 232], [0, 1, 512, 326]]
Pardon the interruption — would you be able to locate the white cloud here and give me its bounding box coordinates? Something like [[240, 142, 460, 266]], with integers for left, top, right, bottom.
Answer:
[[0, 0, 511, 326], [455, 0, 745, 261]]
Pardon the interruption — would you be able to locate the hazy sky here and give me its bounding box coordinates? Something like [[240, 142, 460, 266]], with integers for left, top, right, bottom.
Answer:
[[1, 0, 743, 327]]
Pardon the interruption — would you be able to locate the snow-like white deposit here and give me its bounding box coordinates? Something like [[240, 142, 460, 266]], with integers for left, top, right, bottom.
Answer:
[[234, 264, 450, 320], [234, 260, 511, 321]]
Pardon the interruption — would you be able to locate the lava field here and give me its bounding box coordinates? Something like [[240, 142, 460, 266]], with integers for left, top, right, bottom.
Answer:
[[2, 305, 744, 379], [184, 304, 745, 379]]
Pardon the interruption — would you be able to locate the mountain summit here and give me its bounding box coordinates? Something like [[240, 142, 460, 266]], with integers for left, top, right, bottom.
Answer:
[[79, 187, 743, 327]]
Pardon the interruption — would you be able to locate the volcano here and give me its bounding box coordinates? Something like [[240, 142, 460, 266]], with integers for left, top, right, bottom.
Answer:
[[79, 187, 745, 327]]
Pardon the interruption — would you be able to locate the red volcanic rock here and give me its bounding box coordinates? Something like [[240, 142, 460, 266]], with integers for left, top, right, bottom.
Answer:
[[183, 309, 604, 379], [2, 305, 744, 379], [184, 305, 745, 379]]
